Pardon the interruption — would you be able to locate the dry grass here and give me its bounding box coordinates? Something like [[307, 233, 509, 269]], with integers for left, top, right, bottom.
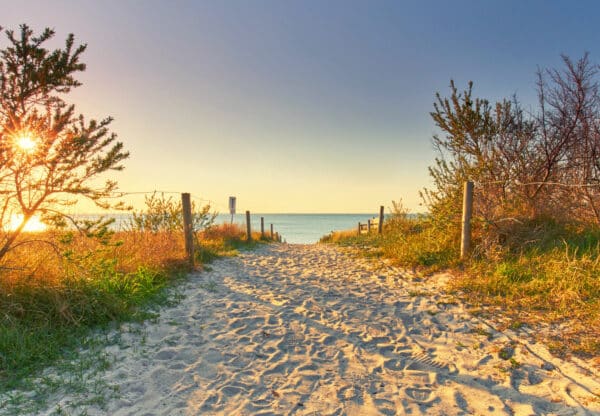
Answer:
[[323, 216, 600, 360], [1, 230, 186, 282], [0, 229, 187, 388], [453, 235, 600, 359], [203, 222, 278, 243], [322, 217, 459, 272], [0, 224, 275, 389]]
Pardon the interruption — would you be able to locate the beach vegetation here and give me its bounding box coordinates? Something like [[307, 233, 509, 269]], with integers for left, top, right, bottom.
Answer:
[[323, 54, 600, 359], [0, 24, 129, 263], [0, 24, 277, 393], [129, 192, 216, 235], [0, 214, 272, 392]]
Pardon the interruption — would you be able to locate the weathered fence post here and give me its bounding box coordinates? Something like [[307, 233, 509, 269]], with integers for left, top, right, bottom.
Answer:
[[367, 219, 372, 233], [357, 222, 361, 236], [378, 205, 384, 234], [246, 210, 252, 241], [460, 181, 474, 259], [270, 223, 274, 239], [260, 217, 265, 238], [181, 193, 195, 268]]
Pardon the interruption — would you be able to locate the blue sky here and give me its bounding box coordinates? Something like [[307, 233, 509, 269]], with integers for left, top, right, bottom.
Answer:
[[2, 0, 599, 212]]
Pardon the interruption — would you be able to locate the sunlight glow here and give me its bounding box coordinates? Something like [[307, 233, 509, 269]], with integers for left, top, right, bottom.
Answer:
[[15, 134, 37, 153], [8, 214, 47, 232]]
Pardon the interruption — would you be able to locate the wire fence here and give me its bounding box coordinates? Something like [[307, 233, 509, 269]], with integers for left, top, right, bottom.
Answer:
[[474, 179, 600, 188], [454, 175, 600, 259], [5, 190, 286, 271], [55, 190, 231, 231]]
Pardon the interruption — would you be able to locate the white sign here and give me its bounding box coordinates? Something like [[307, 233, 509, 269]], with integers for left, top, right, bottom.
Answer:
[[229, 196, 236, 215]]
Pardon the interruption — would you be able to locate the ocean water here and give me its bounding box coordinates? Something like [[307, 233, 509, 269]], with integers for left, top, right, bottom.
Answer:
[[81, 213, 381, 244], [217, 213, 380, 244]]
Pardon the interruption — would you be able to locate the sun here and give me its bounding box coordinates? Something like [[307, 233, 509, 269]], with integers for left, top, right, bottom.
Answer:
[[15, 134, 37, 153], [8, 214, 47, 232]]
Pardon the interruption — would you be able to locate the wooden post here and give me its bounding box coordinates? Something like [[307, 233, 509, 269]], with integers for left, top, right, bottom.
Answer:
[[181, 193, 195, 268], [460, 181, 474, 259], [270, 223, 274, 239], [246, 210, 252, 241], [367, 219, 371, 233], [260, 217, 265, 238], [378, 205, 384, 234], [358, 222, 361, 236]]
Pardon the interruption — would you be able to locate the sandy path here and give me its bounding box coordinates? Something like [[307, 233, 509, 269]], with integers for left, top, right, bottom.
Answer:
[[16, 244, 600, 415]]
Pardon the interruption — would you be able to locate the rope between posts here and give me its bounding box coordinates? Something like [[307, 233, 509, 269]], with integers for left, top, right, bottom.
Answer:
[[474, 180, 600, 188], [95, 190, 230, 211]]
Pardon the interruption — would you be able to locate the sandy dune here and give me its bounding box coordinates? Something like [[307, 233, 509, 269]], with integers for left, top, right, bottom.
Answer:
[[12, 244, 600, 415]]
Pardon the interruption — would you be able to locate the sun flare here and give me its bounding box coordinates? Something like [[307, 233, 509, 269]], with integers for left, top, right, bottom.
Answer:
[[8, 214, 47, 232], [15, 134, 37, 152]]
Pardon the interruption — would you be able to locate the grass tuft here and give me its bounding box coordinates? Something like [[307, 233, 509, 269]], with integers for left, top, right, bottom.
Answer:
[[0, 222, 273, 393], [322, 213, 600, 358]]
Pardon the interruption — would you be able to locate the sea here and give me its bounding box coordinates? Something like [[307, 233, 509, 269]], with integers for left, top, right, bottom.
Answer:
[[81, 213, 381, 244], [218, 213, 380, 244]]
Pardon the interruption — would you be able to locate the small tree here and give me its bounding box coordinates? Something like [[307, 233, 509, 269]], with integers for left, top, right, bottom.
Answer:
[[423, 54, 600, 254], [535, 54, 600, 224], [129, 192, 216, 236], [0, 24, 129, 261]]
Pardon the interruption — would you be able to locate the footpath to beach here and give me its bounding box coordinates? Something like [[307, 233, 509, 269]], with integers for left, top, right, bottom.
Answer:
[[18, 244, 600, 415]]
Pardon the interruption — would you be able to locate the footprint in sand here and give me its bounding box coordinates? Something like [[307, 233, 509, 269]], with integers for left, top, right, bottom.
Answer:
[[11, 244, 599, 416], [405, 387, 436, 404]]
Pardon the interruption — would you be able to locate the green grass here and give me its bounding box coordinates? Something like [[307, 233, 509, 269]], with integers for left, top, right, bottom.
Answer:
[[322, 215, 459, 273], [323, 215, 600, 358], [0, 222, 273, 398], [0, 266, 175, 392]]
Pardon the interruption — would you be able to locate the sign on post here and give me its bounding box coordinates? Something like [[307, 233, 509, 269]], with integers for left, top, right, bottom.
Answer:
[[229, 196, 236, 224]]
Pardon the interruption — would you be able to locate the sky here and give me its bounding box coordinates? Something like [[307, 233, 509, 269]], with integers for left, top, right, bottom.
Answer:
[[2, 0, 600, 213]]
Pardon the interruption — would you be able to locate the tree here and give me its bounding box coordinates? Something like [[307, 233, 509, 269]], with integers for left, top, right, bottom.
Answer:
[[0, 24, 129, 261], [535, 54, 600, 224], [423, 81, 534, 229], [423, 54, 600, 252]]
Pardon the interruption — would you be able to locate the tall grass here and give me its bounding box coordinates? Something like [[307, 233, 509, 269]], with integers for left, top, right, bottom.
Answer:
[[198, 223, 277, 262], [323, 214, 600, 358], [460, 223, 600, 357], [0, 223, 274, 390], [322, 214, 459, 272], [0, 231, 181, 389]]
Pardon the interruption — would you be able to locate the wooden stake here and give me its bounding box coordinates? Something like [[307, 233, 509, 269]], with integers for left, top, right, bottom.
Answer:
[[367, 219, 371, 233], [181, 193, 195, 268], [460, 181, 474, 259], [270, 223, 274, 239], [261, 217, 265, 238], [246, 210, 252, 241], [378, 205, 384, 234]]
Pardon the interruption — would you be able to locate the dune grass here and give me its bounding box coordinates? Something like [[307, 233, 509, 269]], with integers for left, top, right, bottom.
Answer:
[[0, 223, 275, 391], [460, 223, 600, 358], [322, 216, 600, 359], [321, 215, 459, 272]]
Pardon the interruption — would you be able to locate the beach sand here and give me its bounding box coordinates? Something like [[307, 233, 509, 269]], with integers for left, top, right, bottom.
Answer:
[[11, 244, 600, 415]]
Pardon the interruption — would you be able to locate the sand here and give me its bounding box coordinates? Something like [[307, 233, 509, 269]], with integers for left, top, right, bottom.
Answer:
[[3, 243, 600, 415]]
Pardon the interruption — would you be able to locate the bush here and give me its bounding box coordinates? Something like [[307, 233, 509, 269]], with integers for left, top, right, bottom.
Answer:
[[129, 192, 216, 235]]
